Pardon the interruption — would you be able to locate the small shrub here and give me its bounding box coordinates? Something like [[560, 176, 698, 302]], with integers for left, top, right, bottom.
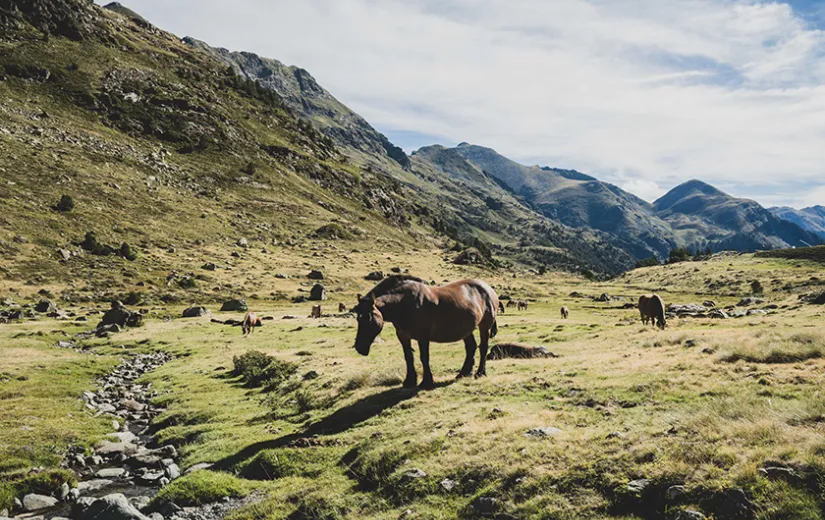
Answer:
[[232, 350, 297, 387], [177, 277, 197, 289], [241, 448, 330, 480], [153, 470, 250, 506], [751, 280, 764, 295], [313, 223, 353, 240], [80, 231, 115, 256], [56, 194, 75, 212], [119, 242, 138, 261]]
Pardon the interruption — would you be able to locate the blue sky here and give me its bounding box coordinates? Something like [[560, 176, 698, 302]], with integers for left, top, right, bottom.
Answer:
[[96, 0, 825, 208]]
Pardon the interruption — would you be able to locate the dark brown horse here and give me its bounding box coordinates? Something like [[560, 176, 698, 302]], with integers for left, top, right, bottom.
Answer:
[[353, 275, 499, 389], [639, 294, 666, 329]]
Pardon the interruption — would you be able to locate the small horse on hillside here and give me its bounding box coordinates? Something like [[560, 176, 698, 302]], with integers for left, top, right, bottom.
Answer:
[[498, 301, 505, 314], [242, 312, 262, 336], [311, 305, 322, 319], [560, 306, 569, 319], [353, 275, 499, 389], [506, 300, 517, 309], [338, 302, 347, 313], [639, 294, 666, 330], [517, 300, 528, 311]]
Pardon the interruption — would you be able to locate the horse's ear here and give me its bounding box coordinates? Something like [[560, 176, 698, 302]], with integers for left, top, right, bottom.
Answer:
[[356, 293, 362, 302]]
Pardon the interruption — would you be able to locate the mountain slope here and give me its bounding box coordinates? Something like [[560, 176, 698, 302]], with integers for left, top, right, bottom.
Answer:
[[446, 143, 676, 259], [183, 37, 409, 169], [770, 206, 825, 240], [0, 0, 427, 301], [654, 180, 823, 251]]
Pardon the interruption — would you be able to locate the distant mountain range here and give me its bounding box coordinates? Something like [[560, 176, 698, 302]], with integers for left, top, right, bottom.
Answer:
[[769, 206, 825, 240], [183, 36, 825, 269], [0, 0, 820, 281]]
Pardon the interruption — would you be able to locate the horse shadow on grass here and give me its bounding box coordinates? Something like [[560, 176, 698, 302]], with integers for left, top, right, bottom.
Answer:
[[213, 380, 454, 470]]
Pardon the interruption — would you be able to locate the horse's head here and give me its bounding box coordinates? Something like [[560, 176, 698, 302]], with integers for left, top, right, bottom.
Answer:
[[353, 295, 384, 356]]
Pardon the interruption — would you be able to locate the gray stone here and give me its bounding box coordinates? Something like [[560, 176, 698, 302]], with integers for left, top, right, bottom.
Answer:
[[35, 300, 57, 313], [165, 463, 181, 480], [236, 237, 249, 248], [440, 478, 457, 492], [73, 493, 151, 520], [78, 479, 114, 493], [219, 299, 248, 312], [23, 493, 59, 511], [307, 270, 324, 280], [60, 482, 70, 500], [402, 468, 427, 479], [627, 478, 651, 494], [666, 485, 687, 501], [96, 440, 138, 456], [524, 426, 562, 438], [365, 271, 384, 281], [128, 496, 151, 511], [309, 284, 327, 301], [182, 306, 209, 318], [185, 462, 214, 474], [670, 510, 706, 520], [96, 467, 127, 478]]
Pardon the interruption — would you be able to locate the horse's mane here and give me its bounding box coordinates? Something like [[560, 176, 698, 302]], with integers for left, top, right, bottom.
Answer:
[[366, 275, 426, 299]]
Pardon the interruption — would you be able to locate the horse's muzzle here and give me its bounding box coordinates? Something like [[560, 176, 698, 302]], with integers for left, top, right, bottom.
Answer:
[[355, 343, 371, 356]]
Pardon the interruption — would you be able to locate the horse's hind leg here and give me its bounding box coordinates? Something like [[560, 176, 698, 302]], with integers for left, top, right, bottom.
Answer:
[[418, 340, 435, 390], [476, 327, 490, 378], [397, 331, 417, 388], [457, 334, 476, 379]]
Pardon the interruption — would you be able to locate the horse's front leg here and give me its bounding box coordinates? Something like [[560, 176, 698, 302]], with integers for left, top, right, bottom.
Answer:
[[457, 334, 476, 379], [476, 327, 490, 378], [418, 340, 435, 390], [396, 331, 417, 388]]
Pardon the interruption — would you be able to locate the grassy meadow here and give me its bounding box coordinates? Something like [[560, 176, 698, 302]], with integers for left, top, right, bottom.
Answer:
[[2, 249, 825, 519]]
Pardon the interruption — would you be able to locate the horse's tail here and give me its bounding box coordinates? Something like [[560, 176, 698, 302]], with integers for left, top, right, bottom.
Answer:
[[490, 319, 498, 339]]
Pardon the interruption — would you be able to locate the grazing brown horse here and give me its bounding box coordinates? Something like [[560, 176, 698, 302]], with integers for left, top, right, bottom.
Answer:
[[353, 275, 499, 389], [311, 305, 322, 319], [560, 306, 569, 319], [517, 300, 528, 311], [498, 301, 505, 314], [242, 312, 261, 336], [506, 300, 517, 308], [338, 302, 347, 312], [639, 294, 666, 329]]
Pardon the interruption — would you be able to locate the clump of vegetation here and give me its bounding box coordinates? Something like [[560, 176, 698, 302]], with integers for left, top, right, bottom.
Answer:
[[718, 332, 825, 364], [313, 223, 353, 240], [232, 350, 297, 387], [668, 247, 693, 264], [153, 470, 251, 506], [634, 256, 660, 268], [119, 242, 137, 261], [240, 448, 331, 480], [79, 231, 115, 256], [55, 194, 75, 212], [0, 469, 77, 511], [751, 280, 764, 295]]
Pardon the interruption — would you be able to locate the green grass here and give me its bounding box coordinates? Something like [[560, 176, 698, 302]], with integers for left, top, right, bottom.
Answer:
[[153, 470, 254, 506]]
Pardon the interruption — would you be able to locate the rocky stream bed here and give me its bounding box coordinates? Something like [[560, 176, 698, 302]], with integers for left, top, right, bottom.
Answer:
[[2, 352, 254, 520]]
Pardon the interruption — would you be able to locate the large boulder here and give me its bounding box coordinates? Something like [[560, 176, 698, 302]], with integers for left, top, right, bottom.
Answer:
[[71, 493, 150, 520], [99, 301, 142, 329], [22, 494, 58, 511], [34, 299, 57, 313], [309, 284, 327, 301], [182, 306, 209, 318], [453, 247, 486, 265], [365, 271, 384, 281], [307, 270, 324, 280], [220, 299, 248, 312]]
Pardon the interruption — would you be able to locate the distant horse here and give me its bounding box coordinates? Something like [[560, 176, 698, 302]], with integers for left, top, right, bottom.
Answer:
[[517, 300, 528, 311], [338, 302, 347, 313], [560, 306, 569, 319], [353, 275, 499, 389], [498, 301, 505, 314], [242, 312, 261, 336], [311, 305, 322, 319], [506, 300, 517, 308], [639, 294, 666, 330]]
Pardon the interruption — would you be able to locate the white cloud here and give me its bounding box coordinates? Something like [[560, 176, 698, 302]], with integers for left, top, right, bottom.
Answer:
[[98, 0, 825, 207]]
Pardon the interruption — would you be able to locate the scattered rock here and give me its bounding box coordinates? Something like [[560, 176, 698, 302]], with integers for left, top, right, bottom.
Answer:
[[22, 493, 58, 511], [35, 299, 57, 313], [670, 510, 706, 520], [365, 271, 384, 281], [201, 263, 217, 271], [737, 297, 764, 307], [472, 497, 498, 514], [220, 299, 248, 312], [524, 426, 562, 438], [236, 238, 249, 248], [440, 478, 457, 492], [309, 284, 327, 301], [99, 301, 142, 329], [182, 306, 210, 318], [307, 270, 324, 280], [666, 485, 687, 501], [402, 468, 427, 480], [72, 493, 151, 520], [626, 478, 650, 494]]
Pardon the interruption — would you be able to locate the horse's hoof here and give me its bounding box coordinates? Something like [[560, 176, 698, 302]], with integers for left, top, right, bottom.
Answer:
[[419, 380, 435, 390], [456, 371, 472, 379], [474, 371, 487, 379], [402, 379, 417, 389]]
